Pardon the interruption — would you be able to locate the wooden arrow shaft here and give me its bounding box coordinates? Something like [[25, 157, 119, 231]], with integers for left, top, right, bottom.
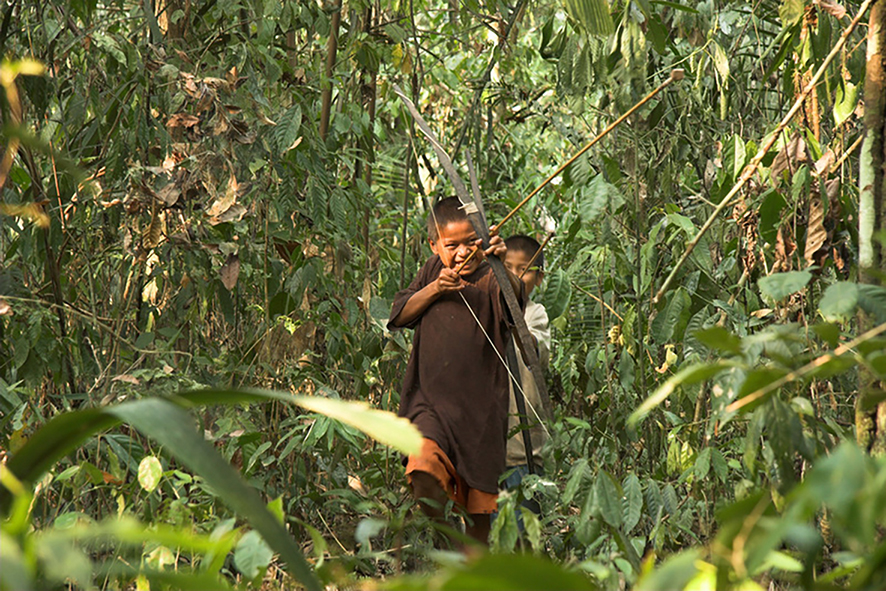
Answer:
[[493, 69, 684, 233]]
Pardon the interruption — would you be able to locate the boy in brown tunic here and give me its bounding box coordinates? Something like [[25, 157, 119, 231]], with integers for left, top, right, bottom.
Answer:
[[388, 197, 520, 544]]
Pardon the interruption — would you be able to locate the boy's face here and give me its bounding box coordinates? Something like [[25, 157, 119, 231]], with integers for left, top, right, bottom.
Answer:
[[429, 220, 481, 275], [505, 249, 544, 295]]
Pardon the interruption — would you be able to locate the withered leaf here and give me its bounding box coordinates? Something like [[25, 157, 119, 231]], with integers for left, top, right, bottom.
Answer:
[[229, 119, 257, 144], [220, 253, 240, 291], [814, 149, 836, 177], [205, 174, 240, 217], [817, 0, 847, 19], [804, 194, 827, 266], [166, 113, 200, 129], [112, 374, 141, 385], [142, 208, 164, 249], [770, 132, 808, 185], [209, 203, 247, 225], [156, 184, 181, 206]]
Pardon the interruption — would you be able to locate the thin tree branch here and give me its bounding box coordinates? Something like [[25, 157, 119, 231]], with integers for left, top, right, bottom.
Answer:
[[653, 0, 875, 305]]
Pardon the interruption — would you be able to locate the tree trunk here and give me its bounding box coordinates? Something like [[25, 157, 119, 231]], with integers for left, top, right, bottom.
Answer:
[[856, 0, 886, 454], [319, 2, 341, 142]]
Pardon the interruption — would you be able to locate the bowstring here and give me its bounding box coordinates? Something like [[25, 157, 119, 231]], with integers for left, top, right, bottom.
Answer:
[[414, 144, 550, 437]]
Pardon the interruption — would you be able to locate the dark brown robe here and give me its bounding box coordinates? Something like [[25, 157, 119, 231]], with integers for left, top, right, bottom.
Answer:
[[388, 255, 511, 493]]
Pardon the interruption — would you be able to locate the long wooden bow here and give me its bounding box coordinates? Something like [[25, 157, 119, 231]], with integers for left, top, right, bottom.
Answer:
[[392, 84, 554, 426]]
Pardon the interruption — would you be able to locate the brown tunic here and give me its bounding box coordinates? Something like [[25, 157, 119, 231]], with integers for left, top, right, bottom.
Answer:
[[388, 255, 511, 493]]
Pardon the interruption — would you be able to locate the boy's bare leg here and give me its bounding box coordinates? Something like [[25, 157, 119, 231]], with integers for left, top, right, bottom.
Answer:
[[411, 470, 448, 520], [464, 513, 490, 546]]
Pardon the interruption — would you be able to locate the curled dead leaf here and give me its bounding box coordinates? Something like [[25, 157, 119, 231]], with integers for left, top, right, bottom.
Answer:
[[804, 195, 827, 266], [112, 374, 141, 385], [220, 253, 240, 291], [156, 184, 180, 206], [0, 297, 11, 316], [770, 132, 808, 185], [816, 0, 847, 19], [166, 113, 200, 129], [209, 203, 247, 225]]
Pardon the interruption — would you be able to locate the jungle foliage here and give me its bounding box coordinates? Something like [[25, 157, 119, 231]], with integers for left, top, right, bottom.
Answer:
[[1, 0, 886, 589]]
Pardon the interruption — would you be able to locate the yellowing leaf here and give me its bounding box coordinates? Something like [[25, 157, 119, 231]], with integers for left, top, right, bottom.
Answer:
[[0, 202, 50, 228], [138, 456, 163, 493]]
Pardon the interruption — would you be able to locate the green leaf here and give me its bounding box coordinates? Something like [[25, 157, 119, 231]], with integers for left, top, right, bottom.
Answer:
[[694, 326, 742, 354], [651, 287, 692, 344], [758, 270, 813, 301], [541, 268, 572, 320], [629, 361, 735, 426], [137, 456, 162, 493], [438, 552, 598, 590], [819, 282, 858, 321], [273, 105, 303, 154], [579, 175, 617, 222], [694, 447, 712, 480], [234, 530, 274, 580], [291, 395, 421, 456], [564, 0, 614, 37], [2, 393, 323, 591], [595, 471, 623, 529], [779, 0, 805, 27], [622, 474, 643, 533], [758, 189, 787, 245], [634, 550, 701, 591], [834, 80, 858, 127], [858, 285, 886, 323], [711, 448, 728, 483]]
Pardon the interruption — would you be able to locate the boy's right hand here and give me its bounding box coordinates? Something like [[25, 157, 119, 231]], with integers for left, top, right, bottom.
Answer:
[[434, 267, 464, 294]]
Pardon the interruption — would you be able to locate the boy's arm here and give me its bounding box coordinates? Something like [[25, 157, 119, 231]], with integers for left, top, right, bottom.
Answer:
[[526, 303, 551, 367], [390, 266, 464, 328]]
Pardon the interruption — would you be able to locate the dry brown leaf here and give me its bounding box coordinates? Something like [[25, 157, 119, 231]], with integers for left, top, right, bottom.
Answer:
[[770, 132, 808, 185], [195, 85, 215, 113], [0, 297, 11, 316], [205, 174, 239, 217], [111, 374, 141, 385], [142, 207, 164, 250], [229, 119, 256, 144], [775, 225, 796, 271], [180, 73, 200, 98], [813, 149, 836, 177], [816, 0, 847, 19], [220, 254, 240, 291], [804, 195, 826, 266], [166, 113, 200, 129], [213, 109, 230, 135], [209, 203, 247, 225], [156, 184, 181, 206]]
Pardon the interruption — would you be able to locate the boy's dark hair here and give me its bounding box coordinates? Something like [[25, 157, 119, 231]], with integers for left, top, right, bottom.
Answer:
[[505, 234, 544, 270], [427, 197, 468, 240]]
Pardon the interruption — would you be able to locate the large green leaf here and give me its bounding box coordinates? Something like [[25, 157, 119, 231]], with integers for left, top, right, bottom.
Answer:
[[107, 398, 320, 590], [834, 80, 858, 128], [2, 389, 425, 590], [819, 282, 859, 322], [542, 268, 572, 320], [564, 0, 614, 37], [628, 361, 736, 426], [595, 471, 623, 528], [758, 270, 813, 301]]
